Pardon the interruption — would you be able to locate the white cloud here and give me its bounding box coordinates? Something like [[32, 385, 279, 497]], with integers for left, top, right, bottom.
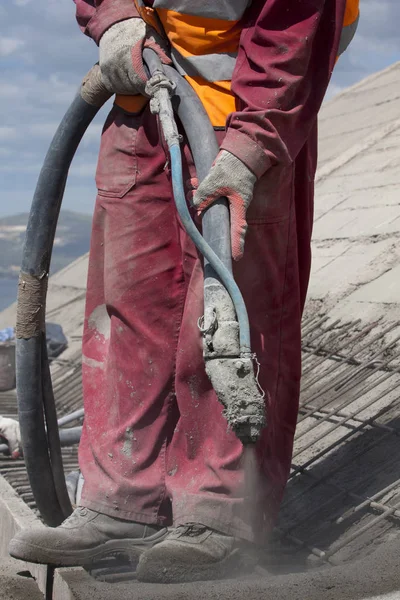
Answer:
[[0, 72, 77, 109], [0, 37, 24, 57], [70, 163, 99, 178], [0, 127, 18, 142], [0, 83, 21, 99], [0, 163, 43, 174], [26, 123, 59, 138], [80, 124, 104, 146]]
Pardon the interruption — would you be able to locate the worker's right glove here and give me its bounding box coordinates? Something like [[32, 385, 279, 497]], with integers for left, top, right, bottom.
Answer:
[[99, 18, 170, 96], [0, 416, 21, 459], [193, 151, 257, 261]]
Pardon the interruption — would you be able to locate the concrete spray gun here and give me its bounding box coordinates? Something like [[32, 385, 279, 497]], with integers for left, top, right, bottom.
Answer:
[[15, 51, 266, 527]]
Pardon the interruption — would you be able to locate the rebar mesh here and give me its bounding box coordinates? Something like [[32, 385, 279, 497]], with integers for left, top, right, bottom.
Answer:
[[2, 317, 400, 565]]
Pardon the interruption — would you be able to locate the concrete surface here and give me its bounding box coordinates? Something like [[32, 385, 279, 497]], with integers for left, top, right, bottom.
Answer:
[[0, 558, 43, 600], [0, 464, 399, 600], [318, 62, 400, 167], [0, 473, 48, 595], [27, 540, 400, 600], [308, 60, 400, 322]]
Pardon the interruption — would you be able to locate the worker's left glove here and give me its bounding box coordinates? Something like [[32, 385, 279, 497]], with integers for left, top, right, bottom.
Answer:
[[99, 18, 171, 96], [0, 416, 21, 459], [192, 151, 257, 261]]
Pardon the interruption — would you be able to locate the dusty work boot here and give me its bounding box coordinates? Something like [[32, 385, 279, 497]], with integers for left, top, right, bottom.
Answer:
[[136, 523, 256, 583], [9, 506, 167, 567]]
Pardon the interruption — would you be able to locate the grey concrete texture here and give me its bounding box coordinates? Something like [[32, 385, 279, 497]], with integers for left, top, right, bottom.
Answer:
[[308, 60, 400, 322], [0, 476, 48, 596], [318, 61, 400, 166], [53, 539, 400, 600], [0, 558, 43, 600], [1, 465, 399, 600]]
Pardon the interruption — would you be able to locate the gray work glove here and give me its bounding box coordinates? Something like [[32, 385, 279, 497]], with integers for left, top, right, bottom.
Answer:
[[99, 18, 170, 96], [0, 416, 21, 459], [192, 150, 257, 261]]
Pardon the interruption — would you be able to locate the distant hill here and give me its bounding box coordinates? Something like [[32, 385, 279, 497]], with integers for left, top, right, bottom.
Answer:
[[0, 210, 92, 278]]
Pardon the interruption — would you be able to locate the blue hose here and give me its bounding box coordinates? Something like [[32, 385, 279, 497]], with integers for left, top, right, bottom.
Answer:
[[169, 143, 251, 355]]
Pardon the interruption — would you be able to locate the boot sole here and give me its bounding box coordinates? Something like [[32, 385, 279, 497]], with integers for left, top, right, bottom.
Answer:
[[137, 548, 257, 584], [9, 529, 168, 567]]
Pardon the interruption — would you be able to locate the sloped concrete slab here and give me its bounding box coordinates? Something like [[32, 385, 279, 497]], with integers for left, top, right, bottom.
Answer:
[[50, 254, 89, 290], [343, 263, 400, 305]]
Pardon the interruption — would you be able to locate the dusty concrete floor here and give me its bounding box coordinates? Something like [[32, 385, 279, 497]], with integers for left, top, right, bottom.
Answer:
[[54, 538, 400, 600], [1, 544, 399, 600], [0, 558, 43, 600]]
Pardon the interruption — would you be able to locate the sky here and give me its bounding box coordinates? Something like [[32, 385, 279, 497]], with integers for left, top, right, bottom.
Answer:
[[0, 1, 399, 218]]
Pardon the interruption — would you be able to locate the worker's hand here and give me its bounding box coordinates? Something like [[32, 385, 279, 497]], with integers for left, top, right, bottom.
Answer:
[[99, 18, 170, 96], [0, 416, 21, 459], [192, 151, 257, 261]]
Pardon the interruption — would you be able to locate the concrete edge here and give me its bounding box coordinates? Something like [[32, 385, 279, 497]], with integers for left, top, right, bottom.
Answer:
[[0, 473, 86, 599], [324, 60, 400, 107], [0, 473, 48, 594], [54, 568, 97, 600]]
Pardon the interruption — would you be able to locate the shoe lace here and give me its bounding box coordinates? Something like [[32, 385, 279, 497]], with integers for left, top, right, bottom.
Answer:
[[178, 523, 208, 537]]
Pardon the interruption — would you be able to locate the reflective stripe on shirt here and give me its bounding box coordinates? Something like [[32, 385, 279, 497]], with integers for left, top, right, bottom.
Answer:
[[171, 49, 238, 81], [338, 12, 359, 55], [152, 0, 252, 21]]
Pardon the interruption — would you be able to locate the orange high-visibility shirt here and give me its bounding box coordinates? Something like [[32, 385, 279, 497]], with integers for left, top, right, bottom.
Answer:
[[116, 0, 360, 126]]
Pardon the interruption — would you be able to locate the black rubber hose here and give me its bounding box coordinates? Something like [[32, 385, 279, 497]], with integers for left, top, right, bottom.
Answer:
[[16, 93, 101, 526], [16, 337, 63, 526], [41, 337, 73, 517]]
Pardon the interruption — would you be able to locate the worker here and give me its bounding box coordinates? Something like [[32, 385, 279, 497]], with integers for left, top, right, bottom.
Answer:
[[9, 0, 359, 583]]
